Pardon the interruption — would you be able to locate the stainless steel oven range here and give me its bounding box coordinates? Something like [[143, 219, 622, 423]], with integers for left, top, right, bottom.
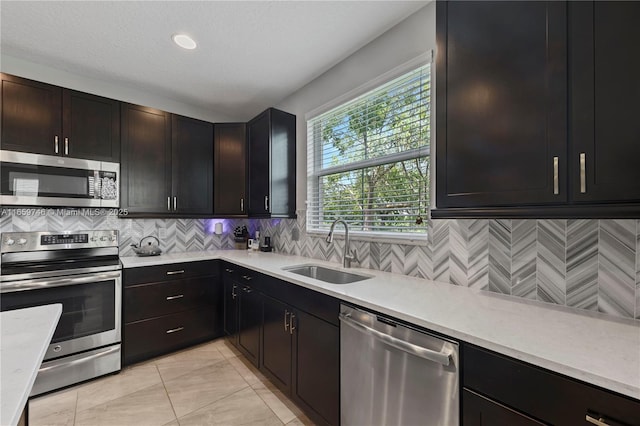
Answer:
[[0, 230, 122, 396]]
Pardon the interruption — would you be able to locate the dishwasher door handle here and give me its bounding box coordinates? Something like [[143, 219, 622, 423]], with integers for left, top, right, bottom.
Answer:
[[339, 313, 452, 366]]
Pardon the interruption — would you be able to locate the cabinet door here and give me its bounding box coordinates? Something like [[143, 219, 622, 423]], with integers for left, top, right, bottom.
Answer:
[[63, 90, 120, 162], [292, 310, 340, 426], [570, 1, 640, 203], [248, 111, 270, 216], [120, 103, 171, 213], [462, 389, 544, 426], [222, 268, 239, 346], [436, 1, 567, 208], [1, 73, 62, 155], [171, 115, 213, 215], [261, 295, 292, 393], [269, 109, 296, 217], [238, 284, 261, 367], [214, 123, 247, 216]]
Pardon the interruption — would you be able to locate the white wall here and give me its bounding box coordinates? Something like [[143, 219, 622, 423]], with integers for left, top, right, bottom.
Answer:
[[1, 55, 235, 123], [275, 2, 436, 211]]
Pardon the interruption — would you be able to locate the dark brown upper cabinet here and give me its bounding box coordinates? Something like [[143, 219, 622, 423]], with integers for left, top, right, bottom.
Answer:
[[569, 1, 640, 205], [434, 1, 640, 218], [120, 103, 172, 215], [434, 1, 567, 215], [247, 108, 296, 218], [1, 73, 120, 162], [121, 104, 213, 216], [171, 115, 213, 215], [214, 123, 247, 216]]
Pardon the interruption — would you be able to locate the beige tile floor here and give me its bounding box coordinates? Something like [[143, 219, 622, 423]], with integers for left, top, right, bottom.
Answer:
[[29, 338, 315, 426]]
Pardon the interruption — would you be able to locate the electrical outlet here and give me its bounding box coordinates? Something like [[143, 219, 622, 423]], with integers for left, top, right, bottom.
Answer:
[[158, 227, 167, 239], [291, 228, 299, 241]]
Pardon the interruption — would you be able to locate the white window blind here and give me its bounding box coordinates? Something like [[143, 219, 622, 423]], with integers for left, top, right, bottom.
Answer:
[[307, 64, 431, 235]]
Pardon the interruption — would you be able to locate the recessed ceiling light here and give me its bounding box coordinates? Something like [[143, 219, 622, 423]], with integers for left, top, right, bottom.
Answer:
[[172, 34, 197, 50]]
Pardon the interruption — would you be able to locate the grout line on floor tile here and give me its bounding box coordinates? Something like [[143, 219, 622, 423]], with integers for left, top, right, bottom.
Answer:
[[156, 363, 180, 425], [174, 385, 252, 424], [72, 388, 79, 426]]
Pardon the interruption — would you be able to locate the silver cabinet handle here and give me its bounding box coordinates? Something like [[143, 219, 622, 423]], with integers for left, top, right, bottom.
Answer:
[[231, 284, 237, 299], [289, 313, 296, 335], [166, 270, 185, 275], [225, 268, 234, 273], [166, 327, 184, 334], [64, 137, 69, 155], [240, 198, 244, 212], [339, 313, 453, 366], [585, 414, 624, 426], [173, 196, 177, 210], [54, 136, 59, 154], [243, 286, 253, 293], [284, 310, 290, 331], [580, 152, 586, 193], [264, 195, 269, 211], [553, 156, 559, 195], [166, 294, 184, 300], [242, 275, 252, 281], [167, 196, 171, 211]]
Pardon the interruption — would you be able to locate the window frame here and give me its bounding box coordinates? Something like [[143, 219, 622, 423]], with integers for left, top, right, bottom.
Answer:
[[305, 53, 433, 242]]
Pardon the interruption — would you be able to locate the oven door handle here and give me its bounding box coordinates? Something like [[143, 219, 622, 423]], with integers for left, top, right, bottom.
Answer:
[[0, 271, 121, 293]]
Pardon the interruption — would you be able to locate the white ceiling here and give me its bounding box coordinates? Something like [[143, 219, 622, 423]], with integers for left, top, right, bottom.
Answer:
[[1, 1, 429, 120]]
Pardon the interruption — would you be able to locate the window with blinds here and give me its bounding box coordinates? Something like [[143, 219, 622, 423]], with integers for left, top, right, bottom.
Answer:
[[307, 64, 430, 235]]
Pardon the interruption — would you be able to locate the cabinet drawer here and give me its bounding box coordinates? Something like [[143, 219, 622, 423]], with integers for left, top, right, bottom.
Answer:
[[463, 344, 640, 425], [124, 277, 216, 323], [124, 260, 218, 286], [124, 308, 216, 365]]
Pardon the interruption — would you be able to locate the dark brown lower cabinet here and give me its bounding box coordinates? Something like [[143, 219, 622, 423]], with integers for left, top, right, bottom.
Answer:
[[237, 283, 261, 368], [291, 309, 339, 426], [261, 295, 293, 392], [463, 344, 640, 426], [222, 262, 340, 426], [462, 389, 544, 426], [124, 308, 216, 365], [122, 261, 222, 366], [222, 268, 239, 344]]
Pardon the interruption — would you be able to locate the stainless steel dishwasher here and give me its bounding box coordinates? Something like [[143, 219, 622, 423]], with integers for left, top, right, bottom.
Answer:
[[340, 304, 459, 426]]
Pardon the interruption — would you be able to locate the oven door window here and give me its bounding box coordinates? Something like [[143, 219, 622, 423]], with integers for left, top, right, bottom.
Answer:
[[1, 280, 116, 343], [1, 162, 97, 199]]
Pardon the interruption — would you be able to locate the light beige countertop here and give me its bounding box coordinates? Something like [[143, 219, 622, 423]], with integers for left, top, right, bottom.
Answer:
[[1, 304, 62, 426], [120, 250, 640, 401]]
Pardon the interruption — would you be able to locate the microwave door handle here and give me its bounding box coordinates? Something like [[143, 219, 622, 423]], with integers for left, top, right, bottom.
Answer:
[[0, 271, 121, 293]]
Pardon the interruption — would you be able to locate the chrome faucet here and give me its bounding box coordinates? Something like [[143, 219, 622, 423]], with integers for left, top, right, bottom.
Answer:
[[326, 219, 358, 268]]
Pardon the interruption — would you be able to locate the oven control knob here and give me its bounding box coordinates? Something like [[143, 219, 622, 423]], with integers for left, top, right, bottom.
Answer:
[[17, 238, 27, 245], [100, 236, 108, 241], [5, 238, 15, 246], [90, 236, 98, 242], [110, 235, 117, 241]]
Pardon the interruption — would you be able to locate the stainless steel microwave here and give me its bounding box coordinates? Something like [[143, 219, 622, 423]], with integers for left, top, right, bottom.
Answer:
[[0, 150, 119, 207]]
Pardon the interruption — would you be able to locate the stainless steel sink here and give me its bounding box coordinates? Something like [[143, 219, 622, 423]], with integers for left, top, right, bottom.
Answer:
[[282, 264, 371, 284]]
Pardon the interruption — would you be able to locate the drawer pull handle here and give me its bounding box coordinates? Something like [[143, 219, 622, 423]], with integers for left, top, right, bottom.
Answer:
[[242, 275, 252, 281], [243, 286, 252, 293], [553, 156, 559, 195], [231, 284, 237, 299], [166, 327, 184, 334], [284, 310, 290, 331], [580, 152, 587, 193], [586, 414, 623, 426], [166, 270, 185, 275], [225, 268, 234, 273], [289, 313, 296, 335], [166, 294, 184, 300]]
